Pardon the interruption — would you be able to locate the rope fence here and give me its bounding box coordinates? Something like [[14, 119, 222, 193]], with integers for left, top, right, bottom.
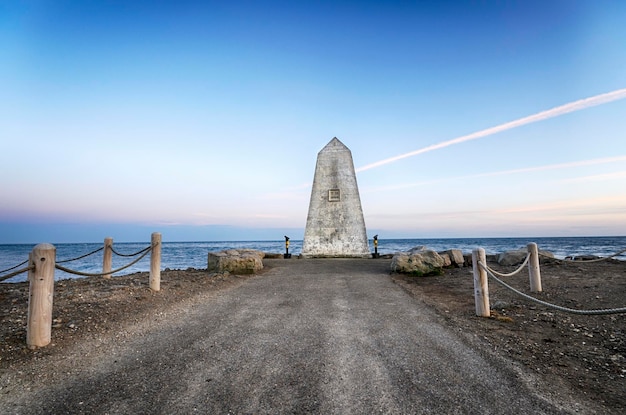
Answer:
[[478, 261, 626, 315], [2, 232, 162, 349], [472, 244, 626, 318], [1, 259, 32, 282], [111, 245, 152, 257], [56, 246, 104, 264], [0, 259, 29, 274], [0, 264, 34, 282], [56, 245, 153, 277], [485, 253, 530, 278]]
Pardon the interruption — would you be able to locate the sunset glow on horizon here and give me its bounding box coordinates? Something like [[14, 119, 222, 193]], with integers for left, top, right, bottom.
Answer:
[[1, 1, 626, 242]]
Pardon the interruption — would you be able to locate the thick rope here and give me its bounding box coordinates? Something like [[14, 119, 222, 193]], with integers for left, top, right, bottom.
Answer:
[[110, 245, 152, 257], [55, 246, 152, 277], [539, 247, 626, 263], [478, 261, 626, 315], [56, 246, 104, 264], [0, 259, 29, 274], [0, 265, 34, 282], [484, 253, 530, 277]]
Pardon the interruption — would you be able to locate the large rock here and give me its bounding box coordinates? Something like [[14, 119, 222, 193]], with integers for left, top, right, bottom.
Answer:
[[438, 252, 452, 267], [391, 248, 445, 276], [497, 249, 555, 266], [207, 249, 265, 274], [497, 249, 528, 266], [440, 249, 465, 267], [565, 254, 599, 261], [538, 250, 556, 263]]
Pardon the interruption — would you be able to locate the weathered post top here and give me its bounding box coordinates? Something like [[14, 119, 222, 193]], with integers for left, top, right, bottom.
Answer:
[[301, 137, 370, 258]]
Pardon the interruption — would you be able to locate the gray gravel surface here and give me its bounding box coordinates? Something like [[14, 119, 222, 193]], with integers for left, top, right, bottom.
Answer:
[[1, 259, 596, 414]]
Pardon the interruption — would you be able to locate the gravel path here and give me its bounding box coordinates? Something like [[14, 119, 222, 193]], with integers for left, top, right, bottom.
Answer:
[[1, 259, 592, 414]]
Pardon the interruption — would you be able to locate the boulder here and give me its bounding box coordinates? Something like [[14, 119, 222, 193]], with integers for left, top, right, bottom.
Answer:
[[486, 254, 498, 263], [497, 249, 555, 266], [391, 248, 445, 276], [207, 249, 265, 274], [440, 249, 465, 267], [565, 254, 599, 261], [463, 252, 498, 267], [497, 250, 527, 266], [439, 252, 452, 267], [538, 251, 555, 263], [407, 246, 426, 254]]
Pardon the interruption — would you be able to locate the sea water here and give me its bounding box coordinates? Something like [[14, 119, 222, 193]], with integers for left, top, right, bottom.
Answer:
[[1, 236, 625, 283]]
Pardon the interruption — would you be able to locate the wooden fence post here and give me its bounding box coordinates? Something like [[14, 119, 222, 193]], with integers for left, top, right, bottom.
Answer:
[[472, 248, 490, 317], [27, 243, 56, 349], [527, 242, 542, 293], [150, 232, 161, 292], [103, 237, 113, 279]]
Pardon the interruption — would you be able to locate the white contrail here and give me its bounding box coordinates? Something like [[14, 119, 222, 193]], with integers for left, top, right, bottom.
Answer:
[[356, 88, 626, 172]]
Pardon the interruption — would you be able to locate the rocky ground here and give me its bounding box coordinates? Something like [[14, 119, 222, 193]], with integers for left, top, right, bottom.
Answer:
[[1, 258, 625, 412], [0, 269, 257, 367], [393, 258, 626, 412]]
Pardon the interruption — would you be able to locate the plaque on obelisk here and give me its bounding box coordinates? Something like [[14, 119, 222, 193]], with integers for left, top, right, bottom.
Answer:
[[301, 137, 370, 258]]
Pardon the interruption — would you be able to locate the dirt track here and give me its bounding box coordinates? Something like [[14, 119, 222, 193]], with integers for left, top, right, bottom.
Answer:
[[0, 259, 607, 414]]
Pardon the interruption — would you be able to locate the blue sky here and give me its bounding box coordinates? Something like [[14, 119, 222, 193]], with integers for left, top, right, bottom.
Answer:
[[1, 1, 625, 243]]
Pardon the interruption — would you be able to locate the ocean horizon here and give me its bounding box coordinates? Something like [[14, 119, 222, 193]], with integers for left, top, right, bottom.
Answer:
[[2, 236, 625, 283]]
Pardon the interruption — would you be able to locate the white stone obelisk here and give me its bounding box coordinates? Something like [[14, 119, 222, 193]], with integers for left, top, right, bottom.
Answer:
[[301, 137, 370, 258]]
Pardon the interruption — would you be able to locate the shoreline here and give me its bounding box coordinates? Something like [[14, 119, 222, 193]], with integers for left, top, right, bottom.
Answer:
[[2, 236, 626, 284]]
